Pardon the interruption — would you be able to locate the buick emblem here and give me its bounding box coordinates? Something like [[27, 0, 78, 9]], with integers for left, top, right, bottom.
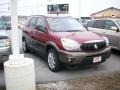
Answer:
[[94, 44, 98, 49]]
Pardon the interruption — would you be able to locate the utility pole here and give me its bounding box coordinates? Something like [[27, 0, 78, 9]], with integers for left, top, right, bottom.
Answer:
[[4, 0, 36, 90], [78, 0, 81, 22]]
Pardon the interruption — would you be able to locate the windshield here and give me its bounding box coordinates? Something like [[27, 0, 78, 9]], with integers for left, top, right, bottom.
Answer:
[[47, 17, 86, 32], [115, 20, 120, 27], [0, 19, 5, 30]]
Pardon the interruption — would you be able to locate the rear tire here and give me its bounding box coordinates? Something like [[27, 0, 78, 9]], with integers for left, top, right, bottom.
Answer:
[[22, 38, 29, 53], [47, 49, 61, 72]]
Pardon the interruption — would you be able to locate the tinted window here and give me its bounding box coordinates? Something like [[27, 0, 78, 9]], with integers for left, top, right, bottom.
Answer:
[[94, 20, 105, 29], [36, 17, 46, 32], [0, 19, 4, 30], [47, 17, 86, 32], [28, 18, 37, 29], [104, 20, 117, 30], [87, 20, 95, 27]]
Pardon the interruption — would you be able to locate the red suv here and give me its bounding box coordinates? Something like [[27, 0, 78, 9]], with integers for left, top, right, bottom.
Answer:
[[22, 15, 111, 72]]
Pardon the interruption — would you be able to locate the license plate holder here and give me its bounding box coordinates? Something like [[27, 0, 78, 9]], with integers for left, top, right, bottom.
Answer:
[[93, 56, 101, 63]]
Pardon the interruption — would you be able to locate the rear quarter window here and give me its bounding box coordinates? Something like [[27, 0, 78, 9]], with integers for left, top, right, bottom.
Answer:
[[28, 17, 37, 29]]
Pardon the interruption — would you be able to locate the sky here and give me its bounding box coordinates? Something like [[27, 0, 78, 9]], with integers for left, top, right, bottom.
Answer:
[[0, 0, 120, 17]]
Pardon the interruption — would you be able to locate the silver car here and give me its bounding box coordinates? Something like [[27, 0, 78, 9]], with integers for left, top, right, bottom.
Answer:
[[0, 18, 11, 63], [86, 19, 120, 51]]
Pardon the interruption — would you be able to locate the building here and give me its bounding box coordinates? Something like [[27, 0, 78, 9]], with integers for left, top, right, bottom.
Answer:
[[91, 7, 120, 19]]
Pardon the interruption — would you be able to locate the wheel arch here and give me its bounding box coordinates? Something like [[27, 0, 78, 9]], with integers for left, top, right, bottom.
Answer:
[[46, 42, 59, 54]]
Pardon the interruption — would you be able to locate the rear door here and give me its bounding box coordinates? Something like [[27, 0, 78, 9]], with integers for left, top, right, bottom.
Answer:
[[23, 17, 37, 48], [32, 17, 49, 56]]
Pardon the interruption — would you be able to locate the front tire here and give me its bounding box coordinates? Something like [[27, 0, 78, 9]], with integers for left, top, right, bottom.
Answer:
[[47, 49, 61, 72]]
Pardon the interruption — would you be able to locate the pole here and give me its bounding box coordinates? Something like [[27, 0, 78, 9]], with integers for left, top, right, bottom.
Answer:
[[11, 0, 20, 55], [4, 0, 36, 90]]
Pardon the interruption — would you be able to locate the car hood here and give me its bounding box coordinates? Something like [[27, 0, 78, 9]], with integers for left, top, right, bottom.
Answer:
[[54, 31, 104, 43], [0, 30, 9, 39]]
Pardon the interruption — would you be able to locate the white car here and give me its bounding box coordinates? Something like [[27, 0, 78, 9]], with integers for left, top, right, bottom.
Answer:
[[86, 19, 120, 51]]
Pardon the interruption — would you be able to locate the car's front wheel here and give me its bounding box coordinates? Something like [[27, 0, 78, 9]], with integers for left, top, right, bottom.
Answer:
[[47, 49, 61, 72]]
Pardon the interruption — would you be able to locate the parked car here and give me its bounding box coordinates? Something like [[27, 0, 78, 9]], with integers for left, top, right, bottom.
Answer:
[[0, 18, 11, 63], [22, 16, 111, 72], [86, 19, 120, 51], [4, 21, 11, 30]]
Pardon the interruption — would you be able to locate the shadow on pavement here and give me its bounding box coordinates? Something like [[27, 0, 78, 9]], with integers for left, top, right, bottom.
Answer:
[[112, 49, 120, 55]]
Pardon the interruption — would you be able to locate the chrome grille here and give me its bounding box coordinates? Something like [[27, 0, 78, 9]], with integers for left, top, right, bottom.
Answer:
[[81, 41, 106, 51]]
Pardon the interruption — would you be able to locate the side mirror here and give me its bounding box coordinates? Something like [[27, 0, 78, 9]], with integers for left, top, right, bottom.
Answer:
[[111, 26, 119, 32]]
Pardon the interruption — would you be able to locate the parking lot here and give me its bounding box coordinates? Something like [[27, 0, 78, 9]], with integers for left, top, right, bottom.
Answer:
[[0, 49, 120, 86]]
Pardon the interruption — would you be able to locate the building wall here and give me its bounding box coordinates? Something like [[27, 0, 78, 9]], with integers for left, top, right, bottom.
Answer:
[[91, 8, 120, 19]]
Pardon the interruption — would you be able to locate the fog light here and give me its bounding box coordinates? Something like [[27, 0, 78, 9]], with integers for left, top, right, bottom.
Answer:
[[68, 58, 72, 62], [68, 58, 75, 64]]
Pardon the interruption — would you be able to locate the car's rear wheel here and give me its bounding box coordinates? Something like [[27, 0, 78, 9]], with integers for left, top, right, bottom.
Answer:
[[47, 49, 61, 72], [22, 38, 29, 53]]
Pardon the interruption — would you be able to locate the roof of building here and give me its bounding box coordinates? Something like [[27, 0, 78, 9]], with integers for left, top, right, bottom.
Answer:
[[91, 7, 120, 16]]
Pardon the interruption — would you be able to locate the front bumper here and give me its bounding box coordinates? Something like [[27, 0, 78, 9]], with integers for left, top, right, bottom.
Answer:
[[58, 47, 111, 65], [0, 46, 11, 63]]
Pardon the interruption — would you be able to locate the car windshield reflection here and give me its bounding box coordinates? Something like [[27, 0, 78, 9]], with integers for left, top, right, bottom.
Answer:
[[47, 17, 86, 32]]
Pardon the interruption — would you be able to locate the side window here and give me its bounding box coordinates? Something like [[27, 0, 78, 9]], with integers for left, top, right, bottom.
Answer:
[[36, 17, 46, 32], [104, 20, 117, 30], [87, 21, 95, 27], [94, 20, 105, 29], [28, 18, 37, 29]]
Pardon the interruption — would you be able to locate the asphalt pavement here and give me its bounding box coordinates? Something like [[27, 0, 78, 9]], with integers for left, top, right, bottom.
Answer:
[[0, 50, 120, 88], [0, 49, 120, 89], [25, 50, 120, 84], [37, 71, 120, 90]]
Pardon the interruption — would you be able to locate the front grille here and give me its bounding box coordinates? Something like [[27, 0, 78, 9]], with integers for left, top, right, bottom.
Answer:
[[81, 41, 106, 51]]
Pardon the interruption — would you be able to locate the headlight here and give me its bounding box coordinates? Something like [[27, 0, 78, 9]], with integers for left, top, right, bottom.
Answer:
[[103, 36, 109, 46], [61, 38, 81, 51], [0, 39, 11, 48]]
